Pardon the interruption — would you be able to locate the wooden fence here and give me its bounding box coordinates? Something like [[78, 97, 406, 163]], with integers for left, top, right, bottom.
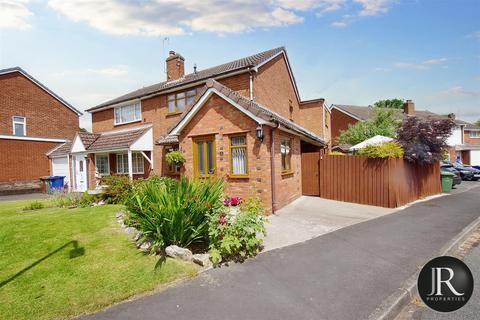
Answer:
[[302, 154, 441, 208]]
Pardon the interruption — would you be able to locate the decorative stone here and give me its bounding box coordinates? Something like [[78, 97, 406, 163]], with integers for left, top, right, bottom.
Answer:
[[192, 253, 212, 267], [116, 211, 124, 219], [165, 245, 193, 261], [139, 240, 152, 252]]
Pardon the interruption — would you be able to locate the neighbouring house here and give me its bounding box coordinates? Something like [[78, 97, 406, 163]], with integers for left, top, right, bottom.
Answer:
[[54, 47, 331, 212], [0, 67, 82, 194], [330, 100, 480, 165]]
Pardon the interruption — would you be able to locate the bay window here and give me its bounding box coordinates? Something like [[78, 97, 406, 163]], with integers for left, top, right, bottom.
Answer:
[[95, 154, 110, 175], [116, 152, 144, 174]]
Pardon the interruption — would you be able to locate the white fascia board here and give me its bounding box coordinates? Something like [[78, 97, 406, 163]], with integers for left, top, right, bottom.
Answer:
[[130, 128, 153, 151], [169, 88, 272, 136], [0, 135, 67, 143], [70, 134, 86, 153]]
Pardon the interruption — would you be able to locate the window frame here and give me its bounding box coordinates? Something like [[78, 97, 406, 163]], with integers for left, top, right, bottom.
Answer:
[[12, 116, 26, 136], [193, 136, 216, 178], [116, 152, 144, 175], [229, 135, 248, 178], [167, 89, 197, 114], [280, 138, 293, 175], [95, 154, 110, 176], [469, 131, 480, 138], [113, 102, 142, 125]]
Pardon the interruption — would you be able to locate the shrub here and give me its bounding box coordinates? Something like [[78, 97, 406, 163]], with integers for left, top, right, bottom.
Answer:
[[51, 191, 96, 208], [397, 117, 455, 165], [101, 175, 133, 204], [357, 141, 404, 158], [339, 107, 400, 145], [208, 197, 267, 264], [165, 150, 186, 166], [126, 177, 224, 252], [329, 151, 346, 156], [23, 201, 45, 211]]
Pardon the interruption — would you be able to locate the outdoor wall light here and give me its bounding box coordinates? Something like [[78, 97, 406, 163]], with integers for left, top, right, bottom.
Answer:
[[256, 125, 264, 141]]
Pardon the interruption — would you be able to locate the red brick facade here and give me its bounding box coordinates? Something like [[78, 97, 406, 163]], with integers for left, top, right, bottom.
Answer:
[[330, 108, 359, 144], [88, 51, 328, 212], [0, 70, 80, 189]]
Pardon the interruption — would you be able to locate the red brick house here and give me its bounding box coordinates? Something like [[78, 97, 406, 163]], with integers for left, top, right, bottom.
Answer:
[[55, 47, 331, 212], [330, 101, 480, 165], [0, 67, 82, 194]]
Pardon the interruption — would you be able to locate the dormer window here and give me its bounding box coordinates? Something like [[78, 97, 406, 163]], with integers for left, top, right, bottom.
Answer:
[[114, 102, 141, 125], [12, 116, 26, 136], [167, 89, 197, 114]]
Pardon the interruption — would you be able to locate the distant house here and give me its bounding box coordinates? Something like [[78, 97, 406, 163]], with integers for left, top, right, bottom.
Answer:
[[0, 67, 82, 194], [330, 100, 480, 165], [53, 47, 331, 212]]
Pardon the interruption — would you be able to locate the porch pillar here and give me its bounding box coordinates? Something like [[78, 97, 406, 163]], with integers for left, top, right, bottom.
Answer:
[[127, 150, 133, 181]]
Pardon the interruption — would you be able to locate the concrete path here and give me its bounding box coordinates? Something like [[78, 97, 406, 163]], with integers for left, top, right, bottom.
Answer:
[[80, 183, 480, 320], [0, 193, 49, 202], [263, 196, 396, 251]]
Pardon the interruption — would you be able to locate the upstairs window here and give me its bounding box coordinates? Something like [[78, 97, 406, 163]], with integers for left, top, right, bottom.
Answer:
[[168, 89, 197, 113], [114, 103, 141, 125], [281, 139, 292, 173], [469, 131, 480, 138], [12, 116, 26, 136]]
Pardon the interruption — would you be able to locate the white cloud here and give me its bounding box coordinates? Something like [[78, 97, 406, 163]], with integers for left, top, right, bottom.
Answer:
[[441, 86, 480, 97], [466, 31, 480, 40], [86, 66, 128, 76], [354, 0, 393, 16], [394, 57, 448, 70], [48, 0, 309, 36], [331, 21, 348, 28], [277, 0, 345, 13], [0, 0, 33, 30]]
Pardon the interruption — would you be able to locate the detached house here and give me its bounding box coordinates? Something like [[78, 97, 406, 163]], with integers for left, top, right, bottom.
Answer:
[[330, 100, 480, 165], [0, 67, 82, 194], [54, 47, 331, 212]]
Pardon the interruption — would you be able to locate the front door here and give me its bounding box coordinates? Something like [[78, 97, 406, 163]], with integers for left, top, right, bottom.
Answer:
[[74, 155, 88, 192]]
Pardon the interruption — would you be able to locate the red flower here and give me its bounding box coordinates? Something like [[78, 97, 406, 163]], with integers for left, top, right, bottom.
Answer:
[[219, 214, 227, 225]]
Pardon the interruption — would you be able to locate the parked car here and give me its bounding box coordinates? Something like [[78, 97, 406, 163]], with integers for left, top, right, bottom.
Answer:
[[446, 161, 480, 181], [440, 162, 462, 186]]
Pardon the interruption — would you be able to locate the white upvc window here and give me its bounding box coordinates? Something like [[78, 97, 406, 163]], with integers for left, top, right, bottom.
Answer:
[[12, 116, 26, 136], [114, 102, 141, 125], [469, 131, 480, 138], [116, 153, 144, 174], [95, 154, 110, 176]]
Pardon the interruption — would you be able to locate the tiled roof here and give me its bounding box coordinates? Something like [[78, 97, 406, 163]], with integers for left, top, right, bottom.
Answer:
[[87, 47, 285, 111], [78, 132, 100, 148], [163, 79, 326, 145], [46, 141, 72, 157], [0, 67, 83, 115], [87, 125, 152, 151], [332, 104, 474, 124], [156, 135, 179, 145]]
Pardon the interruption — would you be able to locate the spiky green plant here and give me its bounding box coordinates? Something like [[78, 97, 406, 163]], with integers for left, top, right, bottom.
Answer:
[[126, 177, 224, 251]]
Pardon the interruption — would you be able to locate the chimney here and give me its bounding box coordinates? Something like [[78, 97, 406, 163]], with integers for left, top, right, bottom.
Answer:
[[447, 113, 456, 120], [166, 50, 185, 81], [403, 100, 415, 116]]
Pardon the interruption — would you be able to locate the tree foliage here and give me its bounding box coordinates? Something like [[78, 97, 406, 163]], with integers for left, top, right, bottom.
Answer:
[[339, 108, 400, 145], [374, 98, 404, 109], [397, 117, 455, 165], [475, 119, 480, 128]]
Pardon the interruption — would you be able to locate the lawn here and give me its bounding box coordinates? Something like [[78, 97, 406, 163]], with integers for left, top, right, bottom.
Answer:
[[0, 199, 199, 320]]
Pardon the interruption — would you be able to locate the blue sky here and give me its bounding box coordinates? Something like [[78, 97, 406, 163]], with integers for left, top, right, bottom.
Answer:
[[1, 0, 479, 130]]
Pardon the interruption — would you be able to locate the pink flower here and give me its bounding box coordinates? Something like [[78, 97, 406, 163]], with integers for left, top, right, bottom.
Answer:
[[223, 198, 232, 206], [219, 214, 227, 225], [230, 197, 242, 206]]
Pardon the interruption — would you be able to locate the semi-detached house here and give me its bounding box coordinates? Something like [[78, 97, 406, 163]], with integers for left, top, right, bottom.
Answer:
[[50, 47, 331, 213]]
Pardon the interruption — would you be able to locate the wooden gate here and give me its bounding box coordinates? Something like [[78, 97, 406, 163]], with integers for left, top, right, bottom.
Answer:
[[301, 152, 320, 196]]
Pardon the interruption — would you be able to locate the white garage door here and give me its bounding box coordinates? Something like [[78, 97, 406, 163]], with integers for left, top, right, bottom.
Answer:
[[52, 157, 70, 186], [470, 150, 480, 166]]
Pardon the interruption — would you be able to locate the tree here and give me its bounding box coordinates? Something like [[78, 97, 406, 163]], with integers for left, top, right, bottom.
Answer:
[[475, 119, 480, 128], [374, 98, 404, 109], [397, 117, 455, 165], [339, 108, 400, 145]]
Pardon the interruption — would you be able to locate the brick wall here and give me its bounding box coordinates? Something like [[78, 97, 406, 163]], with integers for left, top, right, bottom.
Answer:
[[464, 130, 480, 145], [0, 72, 79, 138], [0, 139, 59, 181], [331, 108, 359, 144], [178, 94, 273, 212]]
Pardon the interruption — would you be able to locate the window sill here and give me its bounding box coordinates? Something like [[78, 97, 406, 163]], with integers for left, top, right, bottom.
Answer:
[[228, 174, 249, 179], [166, 111, 183, 117], [281, 171, 294, 177], [114, 119, 142, 127]]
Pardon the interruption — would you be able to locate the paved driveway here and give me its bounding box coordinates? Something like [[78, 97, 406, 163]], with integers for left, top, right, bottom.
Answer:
[[263, 196, 396, 251], [80, 184, 480, 320]]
